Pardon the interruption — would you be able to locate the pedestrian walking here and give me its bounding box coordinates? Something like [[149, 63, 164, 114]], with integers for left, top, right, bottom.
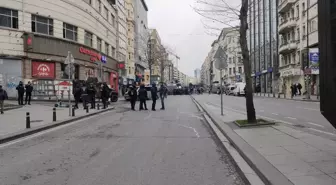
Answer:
[[73, 84, 83, 109], [101, 83, 110, 109], [290, 84, 296, 98], [0, 85, 8, 114], [25, 81, 33, 105], [151, 83, 158, 111], [128, 85, 137, 111], [16, 81, 25, 105], [297, 83, 302, 95], [138, 84, 148, 111], [86, 83, 96, 109], [159, 83, 167, 110]]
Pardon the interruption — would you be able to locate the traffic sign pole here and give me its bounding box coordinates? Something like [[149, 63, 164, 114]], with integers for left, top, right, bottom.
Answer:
[[220, 69, 223, 116]]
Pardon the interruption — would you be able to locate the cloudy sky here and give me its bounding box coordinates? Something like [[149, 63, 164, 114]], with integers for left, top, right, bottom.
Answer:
[[145, 0, 217, 77]]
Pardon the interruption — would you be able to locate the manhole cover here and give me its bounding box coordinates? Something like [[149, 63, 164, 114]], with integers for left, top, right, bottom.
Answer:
[[293, 124, 305, 128], [31, 120, 43, 123]]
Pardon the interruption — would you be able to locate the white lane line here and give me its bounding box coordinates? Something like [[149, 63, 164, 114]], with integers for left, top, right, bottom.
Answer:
[[297, 107, 319, 111], [144, 113, 152, 120], [271, 113, 279, 116], [308, 128, 336, 136], [306, 122, 324, 128], [286, 117, 297, 120], [0, 111, 112, 149], [177, 124, 200, 138]]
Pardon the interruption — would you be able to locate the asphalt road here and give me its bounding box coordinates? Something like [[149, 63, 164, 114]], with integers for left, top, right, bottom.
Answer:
[[0, 96, 245, 185], [196, 94, 336, 139]]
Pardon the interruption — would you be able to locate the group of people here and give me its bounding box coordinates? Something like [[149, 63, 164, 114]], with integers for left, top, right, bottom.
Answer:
[[128, 83, 168, 111], [16, 81, 34, 105], [73, 83, 111, 110], [290, 83, 303, 98]]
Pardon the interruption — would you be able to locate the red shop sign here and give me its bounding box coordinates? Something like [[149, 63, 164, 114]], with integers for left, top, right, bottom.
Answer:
[[79, 47, 102, 62], [32, 61, 55, 78]]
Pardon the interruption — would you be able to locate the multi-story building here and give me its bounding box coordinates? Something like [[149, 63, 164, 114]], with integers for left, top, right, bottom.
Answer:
[[0, 0, 120, 99], [248, 0, 279, 94], [125, 0, 136, 80], [116, 0, 127, 77], [194, 68, 201, 84], [163, 59, 173, 83], [134, 0, 149, 77], [218, 27, 245, 84], [278, 0, 319, 97], [149, 29, 163, 83]]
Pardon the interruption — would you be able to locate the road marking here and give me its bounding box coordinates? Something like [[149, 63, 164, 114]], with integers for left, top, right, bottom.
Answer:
[[308, 128, 336, 136], [177, 124, 200, 138], [144, 113, 152, 120], [306, 122, 324, 128], [297, 107, 319, 111], [286, 117, 297, 120], [272, 113, 279, 116], [0, 111, 112, 149]]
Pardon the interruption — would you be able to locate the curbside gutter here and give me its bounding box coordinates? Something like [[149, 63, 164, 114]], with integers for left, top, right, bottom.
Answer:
[[0, 107, 115, 145], [190, 96, 293, 185], [253, 93, 319, 102]]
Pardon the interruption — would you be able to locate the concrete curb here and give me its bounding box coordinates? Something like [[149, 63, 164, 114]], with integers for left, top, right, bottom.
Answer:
[[253, 94, 319, 102], [191, 96, 293, 185], [0, 107, 115, 145]]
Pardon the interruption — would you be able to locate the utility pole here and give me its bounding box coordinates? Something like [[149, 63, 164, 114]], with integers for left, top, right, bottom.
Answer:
[[65, 51, 75, 116], [305, 0, 311, 100]]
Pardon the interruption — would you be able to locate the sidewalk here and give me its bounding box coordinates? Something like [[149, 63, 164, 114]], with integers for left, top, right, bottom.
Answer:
[[253, 93, 319, 102], [193, 96, 336, 185], [0, 103, 111, 138]]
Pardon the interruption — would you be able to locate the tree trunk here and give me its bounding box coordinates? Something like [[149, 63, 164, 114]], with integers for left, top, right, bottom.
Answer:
[[160, 60, 165, 83], [239, 0, 257, 123]]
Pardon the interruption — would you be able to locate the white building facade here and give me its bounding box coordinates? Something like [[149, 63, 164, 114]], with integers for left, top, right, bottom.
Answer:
[[278, 0, 319, 97], [125, 0, 135, 80], [0, 0, 120, 99]]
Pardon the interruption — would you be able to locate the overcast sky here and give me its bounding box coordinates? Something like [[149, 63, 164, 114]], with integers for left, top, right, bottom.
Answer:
[[145, 0, 217, 77]]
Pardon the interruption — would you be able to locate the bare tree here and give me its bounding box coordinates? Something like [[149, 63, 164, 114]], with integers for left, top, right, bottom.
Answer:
[[194, 0, 257, 123]]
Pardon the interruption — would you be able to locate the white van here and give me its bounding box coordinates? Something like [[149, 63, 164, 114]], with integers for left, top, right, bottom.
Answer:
[[233, 82, 246, 96]]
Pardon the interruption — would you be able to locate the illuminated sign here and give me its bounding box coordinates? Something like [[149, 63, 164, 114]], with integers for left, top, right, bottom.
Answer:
[[79, 47, 106, 63]]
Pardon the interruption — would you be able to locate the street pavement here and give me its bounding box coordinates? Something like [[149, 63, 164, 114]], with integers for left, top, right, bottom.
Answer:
[[193, 94, 336, 185], [198, 94, 335, 140], [0, 96, 245, 185]]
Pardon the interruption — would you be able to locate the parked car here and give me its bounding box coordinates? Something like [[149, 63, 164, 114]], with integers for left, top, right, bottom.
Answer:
[[225, 85, 236, 95], [232, 82, 246, 96]]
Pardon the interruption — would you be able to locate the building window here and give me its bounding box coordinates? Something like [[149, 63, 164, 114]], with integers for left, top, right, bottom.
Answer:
[[229, 68, 232, 75], [129, 52, 131, 60], [105, 42, 109, 54], [31, 15, 53, 35], [63, 23, 77, 41], [104, 6, 108, 19], [112, 47, 116, 57], [97, 37, 102, 51], [128, 38, 131, 45], [83, 0, 91, 4], [84, 31, 93, 47], [0, 7, 18, 29], [97, 0, 101, 12], [111, 14, 115, 27], [238, 67, 242, 74]]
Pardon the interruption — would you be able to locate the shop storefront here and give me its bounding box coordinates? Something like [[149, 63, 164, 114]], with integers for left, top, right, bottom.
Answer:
[[280, 67, 304, 97], [23, 33, 119, 100], [0, 58, 23, 98]]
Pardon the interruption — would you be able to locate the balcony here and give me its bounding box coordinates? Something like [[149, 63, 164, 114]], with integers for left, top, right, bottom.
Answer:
[[279, 18, 297, 33], [279, 41, 298, 54], [278, 0, 296, 13]]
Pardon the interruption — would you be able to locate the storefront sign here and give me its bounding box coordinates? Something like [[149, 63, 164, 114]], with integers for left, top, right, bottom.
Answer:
[[117, 63, 125, 69], [280, 68, 302, 77], [32, 62, 55, 78], [79, 47, 106, 63]]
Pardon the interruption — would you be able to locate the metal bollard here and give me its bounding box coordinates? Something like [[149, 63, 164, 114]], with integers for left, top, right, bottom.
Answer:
[[26, 112, 30, 129], [86, 106, 89, 113], [72, 107, 75, 117], [97, 104, 100, 110], [53, 108, 57, 122]]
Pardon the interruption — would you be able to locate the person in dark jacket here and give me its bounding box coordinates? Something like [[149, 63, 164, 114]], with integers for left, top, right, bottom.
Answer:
[[25, 81, 33, 105], [297, 83, 302, 95], [138, 84, 148, 110], [0, 85, 8, 114], [86, 83, 96, 109], [159, 84, 167, 110], [16, 81, 25, 105], [128, 85, 137, 111], [101, 83, 110, 109], [151, 83, 158, 111], [73, 84, 83, 109]]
